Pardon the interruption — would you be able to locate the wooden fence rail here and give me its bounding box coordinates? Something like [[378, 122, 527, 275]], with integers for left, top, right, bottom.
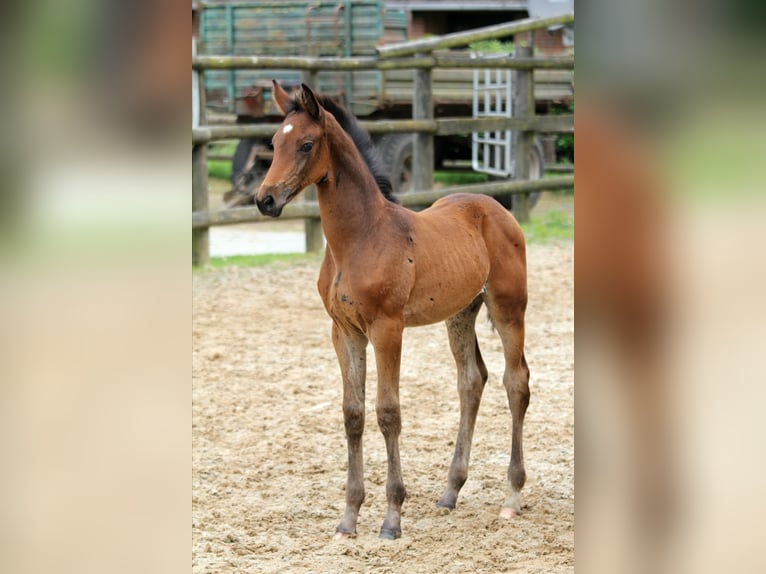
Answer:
[[192, 13, 574, 266], [192, 55, 574, 71], [208, 149, 574, 174], [192, 114, 574, 145], [377, 12, 574, 58], [192, 175, 574, 230]]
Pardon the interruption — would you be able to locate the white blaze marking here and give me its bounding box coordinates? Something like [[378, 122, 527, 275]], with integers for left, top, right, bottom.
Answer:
[[282, 124, 294, 134]]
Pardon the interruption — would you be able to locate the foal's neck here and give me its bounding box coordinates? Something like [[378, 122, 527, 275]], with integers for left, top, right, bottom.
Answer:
[[316, 120, 390, 257]]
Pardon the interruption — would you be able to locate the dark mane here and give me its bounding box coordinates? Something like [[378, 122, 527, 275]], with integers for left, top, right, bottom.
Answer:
[[287, 94, 398, 204]]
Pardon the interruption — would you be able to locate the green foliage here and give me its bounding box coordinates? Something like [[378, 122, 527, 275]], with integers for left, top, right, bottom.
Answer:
[[195, 252, 317, 270], [433, 171, 489, 185], [468, 40, 514, 54], [212, 142, 238, 155], [551, 101, 574, 163], [207, 159, 232, 181], [207, 142, 237, 180]]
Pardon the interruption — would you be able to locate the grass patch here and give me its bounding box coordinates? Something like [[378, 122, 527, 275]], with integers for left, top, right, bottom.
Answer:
[[195, 252, 316, 270], [210, 142, 237, 155], [434, 170, 489, 186], [208, 159, 232, 181], [520, 209, 573, 243], [206, 142, 237, 180]]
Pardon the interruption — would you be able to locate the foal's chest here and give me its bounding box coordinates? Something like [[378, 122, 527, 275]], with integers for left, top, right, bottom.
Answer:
[[320, 253, 414, 331], [323, 269, 370, 331]]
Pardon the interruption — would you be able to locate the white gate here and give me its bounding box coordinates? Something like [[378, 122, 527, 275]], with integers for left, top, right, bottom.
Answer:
[[471, 55, 514, 177]]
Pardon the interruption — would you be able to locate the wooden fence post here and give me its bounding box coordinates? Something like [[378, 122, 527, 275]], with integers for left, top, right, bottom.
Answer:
[[192, 143, 210, 266], [512, 43, 534, 223], [413, 59, 433, 191], [303, 201, 324, 253], [301, 69, 324, 253], [193, 68, 210, 266]]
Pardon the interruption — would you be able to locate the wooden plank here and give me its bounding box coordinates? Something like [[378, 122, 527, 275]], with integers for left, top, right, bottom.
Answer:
[[377, 13, 575, 59], [433, 55, 573, 70], [192, 119, 435, 144], [385, 68, 474, 82], [398, 176, 574, 208], [413, 64, 434, 192], [192, 144, 210, 266], [301, 175, 323, 253], [511, 44, 534, 223], [192, 67, 210, 265], [191, 176, 574, 229], [304, 215, 324, 253], [192, 55, 413, 70], [192, 115, 573, 144], [192, 54, 573, 71], [193, 202, 321, 229]]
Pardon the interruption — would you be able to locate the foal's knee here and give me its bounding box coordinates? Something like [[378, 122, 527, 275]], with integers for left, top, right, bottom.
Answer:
[[344, 403, 365, 438], [376, 403, 401, 436]]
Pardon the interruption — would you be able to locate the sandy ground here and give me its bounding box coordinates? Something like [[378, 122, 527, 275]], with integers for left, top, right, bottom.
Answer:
[[192, 235, 573, 573]]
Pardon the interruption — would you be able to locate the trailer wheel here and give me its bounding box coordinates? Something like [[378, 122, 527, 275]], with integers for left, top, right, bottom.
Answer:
[[377, 134, 414, 194], [494, 138, 545, 211]]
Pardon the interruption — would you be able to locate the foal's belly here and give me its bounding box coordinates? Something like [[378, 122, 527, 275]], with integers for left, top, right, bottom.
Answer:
[[403, 246, 489, 327], [402, 208, 492, 326], [404, 287, 484, 326]]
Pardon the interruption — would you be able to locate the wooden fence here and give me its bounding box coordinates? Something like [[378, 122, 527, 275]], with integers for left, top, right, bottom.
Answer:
[[192, 12, 574, 266]]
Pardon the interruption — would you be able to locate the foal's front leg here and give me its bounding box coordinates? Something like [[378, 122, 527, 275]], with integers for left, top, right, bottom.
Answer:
[[331, 323, 368, 539], [369, 317, 407, 540]]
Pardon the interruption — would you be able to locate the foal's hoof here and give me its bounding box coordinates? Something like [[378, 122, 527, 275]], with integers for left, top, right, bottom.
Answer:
[[435, 504, 452, 516], [379, 527, 401, 540], [333, 529, 356, 540], [437, 488, 458, 511], [498, 506, 521, 519]]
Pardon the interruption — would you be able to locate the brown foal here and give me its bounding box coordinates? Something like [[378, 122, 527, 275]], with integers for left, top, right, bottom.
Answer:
[[256, 81, 530, 540]]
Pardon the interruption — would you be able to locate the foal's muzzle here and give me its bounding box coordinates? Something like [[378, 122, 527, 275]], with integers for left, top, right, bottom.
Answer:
[[256, 183, 296, 218], [256, 193, 281, 217]]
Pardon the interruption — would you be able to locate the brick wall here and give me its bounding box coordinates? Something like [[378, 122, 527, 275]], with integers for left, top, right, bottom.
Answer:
[[532, 28, 566, 55]]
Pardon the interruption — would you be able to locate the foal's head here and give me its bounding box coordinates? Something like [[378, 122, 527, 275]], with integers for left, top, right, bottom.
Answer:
[[256, 81, 330, 217]]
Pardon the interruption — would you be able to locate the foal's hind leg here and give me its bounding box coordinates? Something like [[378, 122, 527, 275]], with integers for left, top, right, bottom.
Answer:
[[485, 294, 531, 518], [437, 295, 489, 510]]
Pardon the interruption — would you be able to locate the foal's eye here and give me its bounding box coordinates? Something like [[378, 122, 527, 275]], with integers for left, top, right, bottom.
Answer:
[[299, 142, 313, 153]]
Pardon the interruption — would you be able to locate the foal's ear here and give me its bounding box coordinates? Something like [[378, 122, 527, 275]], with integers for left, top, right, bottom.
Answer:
[[271, 80, 292, 116], [300, 83, 323, 121]]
